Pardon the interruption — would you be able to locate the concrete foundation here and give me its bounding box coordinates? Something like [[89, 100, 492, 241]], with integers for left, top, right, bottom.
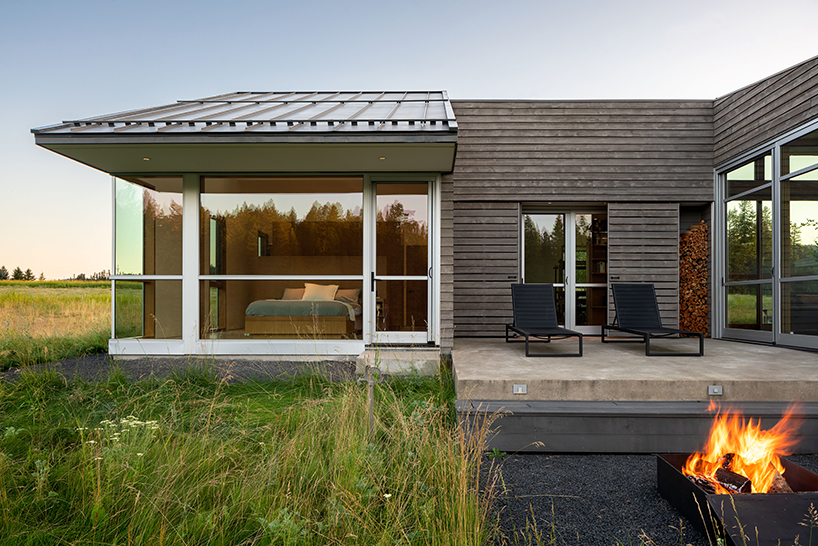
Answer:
[[454, 338, 818, 453]]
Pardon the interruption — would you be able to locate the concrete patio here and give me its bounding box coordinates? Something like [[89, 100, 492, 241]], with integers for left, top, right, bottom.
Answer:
[[453, 337, 818, 453]]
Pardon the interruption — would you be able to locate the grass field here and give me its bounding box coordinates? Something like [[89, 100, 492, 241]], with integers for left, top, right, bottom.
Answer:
[[0, 367, 497, 545], [0, 281, 114, 371]]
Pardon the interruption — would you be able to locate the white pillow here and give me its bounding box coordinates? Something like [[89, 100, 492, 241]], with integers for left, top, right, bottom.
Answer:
[[302, 283, 339, 301], [335, 288, 361, 305], [282, 288, 305, 300]]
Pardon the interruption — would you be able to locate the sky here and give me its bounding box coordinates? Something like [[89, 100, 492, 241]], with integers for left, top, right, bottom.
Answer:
[[1, 0, 817, 279]]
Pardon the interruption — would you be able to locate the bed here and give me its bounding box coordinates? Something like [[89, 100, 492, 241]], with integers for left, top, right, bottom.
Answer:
[[244, 285, 361, 338]]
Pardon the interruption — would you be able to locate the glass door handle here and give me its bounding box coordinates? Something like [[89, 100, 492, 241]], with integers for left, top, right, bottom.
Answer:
[[371, 272, 375, 292]]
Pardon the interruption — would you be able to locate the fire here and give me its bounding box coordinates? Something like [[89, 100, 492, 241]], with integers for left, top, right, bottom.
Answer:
[[682, 404, 802, 494]]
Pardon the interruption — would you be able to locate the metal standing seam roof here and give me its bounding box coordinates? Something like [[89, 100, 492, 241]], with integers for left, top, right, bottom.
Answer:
[[32, 91, 458, 136]]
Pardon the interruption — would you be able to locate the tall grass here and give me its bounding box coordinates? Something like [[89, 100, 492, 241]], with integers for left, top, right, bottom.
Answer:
[[0, 368, 498, 545], [0, 285, 113, 370]]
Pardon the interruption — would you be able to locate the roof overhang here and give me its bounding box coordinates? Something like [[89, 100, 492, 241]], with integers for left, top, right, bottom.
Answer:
[[32, 91, 459, 175], [34, 135, 457, 174]]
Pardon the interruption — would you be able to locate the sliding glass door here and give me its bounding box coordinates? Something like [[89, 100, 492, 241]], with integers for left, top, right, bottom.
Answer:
[[523, 210, 608, 334]]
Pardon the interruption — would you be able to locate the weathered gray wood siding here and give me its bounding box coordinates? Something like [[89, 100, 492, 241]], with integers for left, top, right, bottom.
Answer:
[[450, 100, 715, 202], [452, 202, 519, 337], [440, 174, 454, 351], [714, 56, 818, 166], [608, 203, 680, 327]]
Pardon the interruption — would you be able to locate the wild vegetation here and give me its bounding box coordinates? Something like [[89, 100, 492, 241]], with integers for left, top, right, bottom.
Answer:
[[0, 367, 498, 545], [0, 281, 115, 371]]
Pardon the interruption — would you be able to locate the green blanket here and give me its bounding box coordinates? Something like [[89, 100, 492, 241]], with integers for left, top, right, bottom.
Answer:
[[245, 300, 356, 321]]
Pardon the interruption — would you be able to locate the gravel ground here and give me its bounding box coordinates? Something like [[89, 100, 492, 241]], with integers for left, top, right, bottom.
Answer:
[[0, 354, 356, 384], [4, 356, 817, 545], [492, 453, 818, 546]]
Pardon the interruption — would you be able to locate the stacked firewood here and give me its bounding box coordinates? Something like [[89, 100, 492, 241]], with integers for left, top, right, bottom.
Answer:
[[680, 221, 709, 336]]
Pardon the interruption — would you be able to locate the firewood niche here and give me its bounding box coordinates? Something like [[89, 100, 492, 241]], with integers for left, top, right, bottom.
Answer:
[[680, 220, 708, 336]]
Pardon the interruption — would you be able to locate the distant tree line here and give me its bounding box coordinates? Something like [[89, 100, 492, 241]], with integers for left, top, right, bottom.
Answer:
[[0, 266, 109, 281], [0, 266, 38, 281], [71, 271, 110, 281]]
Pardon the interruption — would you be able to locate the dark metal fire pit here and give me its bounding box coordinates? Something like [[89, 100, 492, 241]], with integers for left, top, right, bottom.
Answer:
[[658, 454, 818, 546]]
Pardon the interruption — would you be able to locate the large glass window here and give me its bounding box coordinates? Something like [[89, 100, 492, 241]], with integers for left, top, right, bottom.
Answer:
[[726, 153, 771, 198], [201, 280, 363, 340], [115, 178, 182, 275], [782, 279, 818, 336], [726, 187, 772, 282], [201, 177, 363, 276], [782, 179, 818, 278], [113, 177, 183, 340], [720, 125, 818, 347], [200, 177, 364, 340], [781, 128, 818, 177], [115, 280, 182, 339], [726, 284, 772, 331]]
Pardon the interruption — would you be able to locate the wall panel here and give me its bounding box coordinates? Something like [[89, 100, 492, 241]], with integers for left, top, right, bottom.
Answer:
[[608, 203, 680, 328], [453, 202, 519, 337], [451, 100, 714, 203], [715, 56, 818, 165]]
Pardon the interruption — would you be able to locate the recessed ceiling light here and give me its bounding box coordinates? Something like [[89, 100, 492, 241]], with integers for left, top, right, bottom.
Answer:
[[379, 156, 386, 160], [142, 157, 151, 161]]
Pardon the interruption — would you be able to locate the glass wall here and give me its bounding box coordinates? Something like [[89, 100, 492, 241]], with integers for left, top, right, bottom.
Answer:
[[113, 177, 183, 339], [115, 280, 182, 339], [200, 177, 364, 340], [720, 124, 818, 347], [780, 129, 818, 340], [115, 178, 182, 276]]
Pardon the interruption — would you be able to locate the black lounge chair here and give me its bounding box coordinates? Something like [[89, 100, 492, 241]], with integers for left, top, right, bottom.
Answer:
[[602, 283, 704, 356], [505, 284, 583, 357]]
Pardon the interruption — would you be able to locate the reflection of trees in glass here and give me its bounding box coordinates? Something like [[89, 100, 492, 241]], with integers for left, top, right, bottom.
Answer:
[[115, 182, 182, 276], [206, 198, 364, 259], [377, 200, 427, 276], [524, 215, 564, 283], [727, 200, 772, 280], [787, 215, 818, 275]]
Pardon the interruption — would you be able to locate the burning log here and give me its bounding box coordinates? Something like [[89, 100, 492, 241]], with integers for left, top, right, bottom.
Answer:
[[714, 467, 752, 493], [768, 465, 794, 494], [687, 474, 717, 494]]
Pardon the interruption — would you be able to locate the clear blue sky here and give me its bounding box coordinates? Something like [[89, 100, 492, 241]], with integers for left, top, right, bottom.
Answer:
[[2, 0, 816, 279]]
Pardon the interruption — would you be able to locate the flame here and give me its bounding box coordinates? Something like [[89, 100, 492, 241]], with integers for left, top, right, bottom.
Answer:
[[682, 404, 802, 493]]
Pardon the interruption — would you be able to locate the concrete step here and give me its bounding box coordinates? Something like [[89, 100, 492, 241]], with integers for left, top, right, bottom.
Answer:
[[457, 400, 818, 453]]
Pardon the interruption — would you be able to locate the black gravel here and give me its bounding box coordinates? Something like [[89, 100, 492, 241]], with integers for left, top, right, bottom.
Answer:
[[490, 452, 818, 546]]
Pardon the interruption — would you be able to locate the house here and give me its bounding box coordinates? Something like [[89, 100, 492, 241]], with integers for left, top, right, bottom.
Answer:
[[32, 56, 818, 364]]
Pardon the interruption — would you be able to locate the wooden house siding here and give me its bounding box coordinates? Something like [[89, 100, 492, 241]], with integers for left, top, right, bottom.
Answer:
[[452, 202, 519, 337], [714, 56, 818, 166], [607, 203, 680, 328], [440, 173, 454, 351], [450, 100, 715, 203]]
